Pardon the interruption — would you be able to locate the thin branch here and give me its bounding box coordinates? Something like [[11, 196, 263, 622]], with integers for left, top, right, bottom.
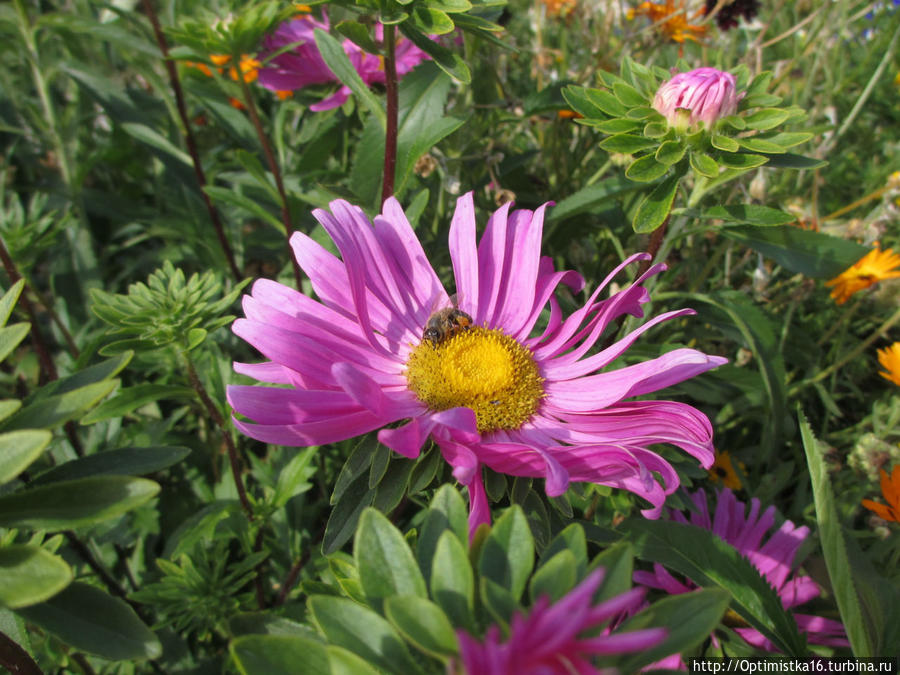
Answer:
[[140, 0, 242, 281]]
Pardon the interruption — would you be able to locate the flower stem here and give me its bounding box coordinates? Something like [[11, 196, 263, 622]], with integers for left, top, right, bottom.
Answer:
[[236, 75, 303, 290], [381, 24, 399, 205], [184, 356, 254, 519], [140, 0, 242, 282]]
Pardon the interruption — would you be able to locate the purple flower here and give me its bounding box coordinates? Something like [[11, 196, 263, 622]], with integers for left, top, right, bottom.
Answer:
[[228, 195, 726, 535], [652, 68, 741, 129], [257, 13, 430, 111], [633, 489, 848, 651], [455, 568, 667, 674]]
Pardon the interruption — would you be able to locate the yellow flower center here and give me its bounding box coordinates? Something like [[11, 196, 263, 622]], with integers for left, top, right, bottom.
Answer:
[[405, 327, 544, 434]]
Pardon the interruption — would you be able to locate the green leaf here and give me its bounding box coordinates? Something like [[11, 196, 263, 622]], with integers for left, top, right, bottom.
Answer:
[[17, 582, 161, 660], [643, 121, 668, 138], [385, 595, 459, 658], [718, 226, 870, 278], [410, 7, 455, 34], [478, 506, 534, 601], [31, 446, 191, 485], [430, 531, 475, 630], [334, 21, 381, 54], [426, 0, 473, 11], [399, 25, 470, 84], [716, 152, 769, 169], [185, 327, 208, 351], [585, 89, 628, 117], [0, 476, 160, 530], [121, 122, 192, 166], [0, 430, 52, 485], [710, 134, 740, 152], [231, 635, 330, 675], [0, 324, 30, 364], [2, 381, 118, 432], [617, 589, 731, 671], [561, 86, 608, 119], [314, 28, 386, 125], [626, 154, 668, 182], [633, 172, 680, 233], [764, 132, 813, 149], [39, 352, 132, 398], [308, 595, 421, 674], [355, 508, 427, 605], [418, 485, 468, 586], [0, 545, 72, 609], [742, 108, 791, 131], [541, 523, 587, 578], [591, 541, 634, 604], [547, 175, 641, 223], [529, 550, 577, 603], [656, 140, 686, 166], [800, 414, 894, 656], [592, 118, 643, 134], [690, 152, 719, 177], [324, 473, 376, 555], [272, 447, 316, 508], [737, 137, 786, 154], [0, 401, 20, 424], [327, 646, 382, 675], [0, 281, 25, 327], [599, 134, 657, 154], [756, 152, 826, 169], [696, 204, 796, 227], [612, 81, 647, 107], [619, 519, 807, 655], [80, 384, 195, 424]]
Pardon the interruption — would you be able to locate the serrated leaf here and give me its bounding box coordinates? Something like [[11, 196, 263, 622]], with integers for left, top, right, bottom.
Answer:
[[308, 595, 421, 674], [718, 226, 869, 278], [0, 476, 160, 529], [385, 595, 459, 658], [0, 545, 72, 609], [355, 508, 427, 605], [479, 506, 534, 601], [31, 446, 191, 485], [619, 519, 807, 655], [17, 582, 161, 660], [231, 635, 330, 675], [633, 172, 680, 233], [0, 430, 52, 485]]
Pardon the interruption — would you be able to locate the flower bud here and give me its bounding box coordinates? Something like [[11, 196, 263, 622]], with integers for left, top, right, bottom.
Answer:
[[652, 67, 741, 129]]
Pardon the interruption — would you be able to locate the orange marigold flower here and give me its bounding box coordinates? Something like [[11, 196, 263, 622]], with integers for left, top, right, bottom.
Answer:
[[825, 248, 900, 304], [210, 54, 232, 67], [542, 0, 576, 17], [627, 1, 706, 43], [708, 450, 744, 490], [877, 342, 900, 386], [185, 61, 214, 77], [276, 90, 294, 100], [230, 55, 260, 83], [862, 465, 900, 522]]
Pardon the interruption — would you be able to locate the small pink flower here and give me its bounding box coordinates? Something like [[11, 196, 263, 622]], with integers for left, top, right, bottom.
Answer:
[[652, 67, 741, 128], [455, 568, 667, 674], [228, 195, 726, 536], [257, 13, 430, 111], [634, 489, 848, 651]]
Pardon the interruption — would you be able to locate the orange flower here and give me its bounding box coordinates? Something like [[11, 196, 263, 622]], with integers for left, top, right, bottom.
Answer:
[[862, 465, 900, 522], [542, 0, 576, 17], [877, 342, 900, 386], [557, 109, 583, 119], [708, 450, 744, 490], [228, 97, 246, 110], [825, 248, 900, 304], [627, 1, 706, 43], [276, 90, 294, 100]]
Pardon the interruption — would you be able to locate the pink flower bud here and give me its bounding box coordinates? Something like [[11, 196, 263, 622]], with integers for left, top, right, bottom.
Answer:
[[652, 67, 741, 129]]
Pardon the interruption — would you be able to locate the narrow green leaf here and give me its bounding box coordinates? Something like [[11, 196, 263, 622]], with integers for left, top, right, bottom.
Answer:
[[0, 476, 160, 529], [324, 473, 375, 555], [308, 596, 421, 674], [737, 137, 786, 154], [756, 152, 826, 169], [612, 81, 647, 107], [633, 172, 680, 234], [0, 324, 30, 364], [716, 152, 769, 169], [561, 85, 608, 119], [764, 132, 814, 148], [385, 595, 459, 658], [585, 89, 628, 117], [599, 134, 657, 154], [355, 508, 427, 604], [399, 25, 470, 84], [121, 123, 192, 166], [0, 430, 52, 485], [80, 384, 194, 424], [231, 635, 330, 675], [3, 380, 118, 431], [643, 121, 668, 138], [418, 485, 468, 586], [593, 118, 643, 134], [430, 531, 475, 630], [619, 519, 807, 655], [334, 21, 381, 54], [697, 204, 796, 227], [32, 446, 191, 485], [410, 7, 454, 34], [479, 506, 534, 601], [272, 447, 316, 508], [547, 175, 641, 223], [314, 28, 386, 125], [0, 545, 72, 609], [625, 154, 668, 182], [17, 582, 161, 660], [0, 281, 25, 328]]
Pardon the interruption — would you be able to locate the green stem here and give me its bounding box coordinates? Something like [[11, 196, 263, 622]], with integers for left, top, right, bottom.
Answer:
[[381, 24, 399, 205]]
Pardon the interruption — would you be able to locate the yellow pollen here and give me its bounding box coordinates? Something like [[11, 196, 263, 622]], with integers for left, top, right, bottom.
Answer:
[[405, 327, 544, 433]]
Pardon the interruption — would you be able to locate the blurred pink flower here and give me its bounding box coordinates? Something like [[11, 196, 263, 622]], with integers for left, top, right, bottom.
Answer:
[[633, 489, 848, 651], [455, 568, 667, 674], [257, 13, 430, 111], [228, 195, 726, 535], [652, 67, 741, 128]]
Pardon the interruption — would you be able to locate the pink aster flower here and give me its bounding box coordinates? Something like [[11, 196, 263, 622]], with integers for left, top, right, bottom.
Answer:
[[633, 489, 848, 651], [257, 13, 430, 111], [227, 194, 726, 535], [455, 568, 667, 674], [652, 67, 741, 129]]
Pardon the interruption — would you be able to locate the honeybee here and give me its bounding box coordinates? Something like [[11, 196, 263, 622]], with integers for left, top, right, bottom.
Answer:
[[422, 297, 473, 346]]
